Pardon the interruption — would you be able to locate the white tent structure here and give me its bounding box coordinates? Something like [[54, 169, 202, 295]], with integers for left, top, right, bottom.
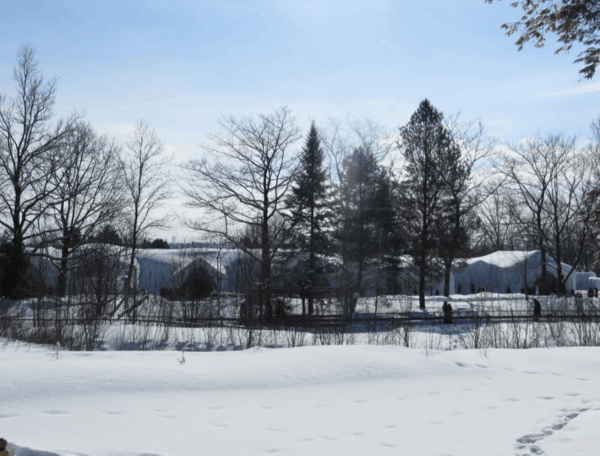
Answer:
[[30, 245, 134, 296], [135, 248, 254, 295], [451, 250, 580, 295]]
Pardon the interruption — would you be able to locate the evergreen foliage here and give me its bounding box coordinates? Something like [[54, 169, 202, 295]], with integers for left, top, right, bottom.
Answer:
[[336, 146, 390, 291], [140, 238, 170, 249], [398, 99, 458, 308], [94, 225, 123, 245], [287, 122, 329, 255], [486, 0, 600, 79], [286, 122, 329, 313]]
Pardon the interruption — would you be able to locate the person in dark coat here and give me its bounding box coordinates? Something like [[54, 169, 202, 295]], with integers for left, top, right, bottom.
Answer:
[[442, 301, 452, 324], [533, 298, 541, 322], [0, 438, 9, 456]]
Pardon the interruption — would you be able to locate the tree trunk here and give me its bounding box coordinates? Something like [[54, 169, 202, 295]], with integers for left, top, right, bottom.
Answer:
[[443, 260, 452, 297], [57, 255, 69, 298], [419, 265, 426, 309], [308, 203, 315, 315], [261, 214, 272, 319], [540, 246, 548, 294]]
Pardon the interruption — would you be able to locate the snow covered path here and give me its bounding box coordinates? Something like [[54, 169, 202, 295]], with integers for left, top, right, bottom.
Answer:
[[2, 344, 599, 455]]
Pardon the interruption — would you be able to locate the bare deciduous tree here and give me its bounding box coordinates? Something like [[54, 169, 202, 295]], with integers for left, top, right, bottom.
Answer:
[[476, 189, 520, 251], [48, 122, 124, 297], [437, 116, 497, 296], [182, 106, 301, 318], [0, 44, 80, 297], [543, 138, 593, 292], [119, 119, 172, 312], [583, 116, 600, 269], [499, 133, 589, 293]]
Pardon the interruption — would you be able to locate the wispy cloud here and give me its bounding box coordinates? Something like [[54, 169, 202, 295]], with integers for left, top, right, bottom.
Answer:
[[538, 83, 600, 97]]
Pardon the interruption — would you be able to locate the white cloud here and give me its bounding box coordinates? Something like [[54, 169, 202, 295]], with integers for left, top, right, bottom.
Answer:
[[538, 83, 600, 97]]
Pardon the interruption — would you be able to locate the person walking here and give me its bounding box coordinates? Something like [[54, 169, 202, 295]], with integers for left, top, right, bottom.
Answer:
[[533, 299, 542, 322], [442, 301, 452, 324]]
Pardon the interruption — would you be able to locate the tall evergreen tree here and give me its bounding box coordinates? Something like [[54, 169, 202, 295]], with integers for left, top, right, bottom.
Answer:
[[436, 137, 473, 297], [398, 99, 458, 309], [371, 167, 404, 296], [338, 146, 381, 292], [286, 122, 329, 314]]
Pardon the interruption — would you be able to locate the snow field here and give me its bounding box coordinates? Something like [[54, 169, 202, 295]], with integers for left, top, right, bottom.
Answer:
[[2, 343, 600, 456]]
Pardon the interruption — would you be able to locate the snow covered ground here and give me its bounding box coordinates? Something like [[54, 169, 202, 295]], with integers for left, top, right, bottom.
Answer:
[[2, 342, 600, 456]]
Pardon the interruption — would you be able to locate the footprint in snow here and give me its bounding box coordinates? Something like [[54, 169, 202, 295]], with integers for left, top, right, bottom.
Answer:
[[313, 403, 333, 408], [514, 406, 595, 454], [210, 422, 229, 428]]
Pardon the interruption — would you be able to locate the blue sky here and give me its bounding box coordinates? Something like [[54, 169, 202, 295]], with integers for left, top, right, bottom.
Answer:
[[0, 0, 598, 240]]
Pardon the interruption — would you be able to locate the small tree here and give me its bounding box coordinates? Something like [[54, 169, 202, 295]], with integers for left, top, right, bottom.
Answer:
[[119, 119, 172, 312]]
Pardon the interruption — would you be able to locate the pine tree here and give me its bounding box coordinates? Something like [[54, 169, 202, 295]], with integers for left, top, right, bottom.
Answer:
[[398, 99, 457, 309], [286, 121, 329, 314]]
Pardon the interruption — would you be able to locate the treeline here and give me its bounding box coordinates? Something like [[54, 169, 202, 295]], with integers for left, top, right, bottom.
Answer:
[[182, 104, 600, 311], [0, 45, 599, 311]]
